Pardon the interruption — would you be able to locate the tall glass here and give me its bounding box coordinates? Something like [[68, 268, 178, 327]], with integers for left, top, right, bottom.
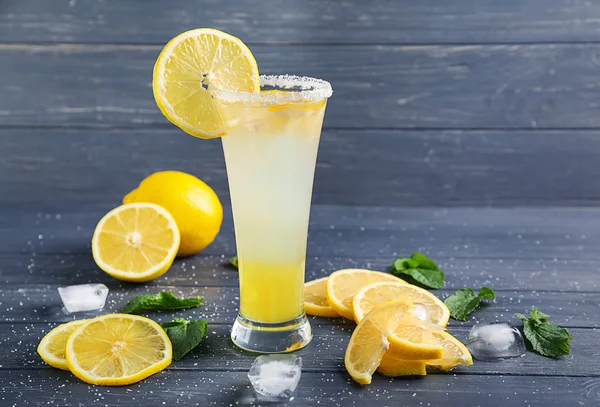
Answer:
[[215, 75, 332, 353]]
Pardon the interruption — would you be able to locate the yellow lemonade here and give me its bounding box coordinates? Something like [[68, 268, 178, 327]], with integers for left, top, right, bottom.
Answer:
[[221, 93, 326, 323]]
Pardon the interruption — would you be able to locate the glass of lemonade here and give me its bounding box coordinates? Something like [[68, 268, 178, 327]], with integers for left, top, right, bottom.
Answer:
[[214, 75, 332, 353]]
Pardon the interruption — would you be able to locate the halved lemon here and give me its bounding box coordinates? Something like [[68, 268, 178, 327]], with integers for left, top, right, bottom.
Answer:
[[353, 281, 450, 326], [379, 330, 473, 376], [304, 277, 339, 317], [344, 299, 414, 385], [66, 314, 172, 386], [91, 203, 180, 282], [37, 320, 88, 370], [153, 28, 260, 138], [326, 269, 405, 320]]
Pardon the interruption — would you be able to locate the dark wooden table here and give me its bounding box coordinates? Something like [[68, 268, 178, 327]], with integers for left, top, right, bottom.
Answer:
[[1, 1, 600, 406]]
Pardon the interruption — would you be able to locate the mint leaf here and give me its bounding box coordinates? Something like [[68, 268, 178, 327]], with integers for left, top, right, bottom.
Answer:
[[478, 287, 496, 300], [389, 253, 444, 289], [530, 307, 550, 321], [228, 256, 238, 269], [122, 292, 203, 314], [515, 307, 572, 358], [161, 318, 208, 361], [444, 286, 496, 321]]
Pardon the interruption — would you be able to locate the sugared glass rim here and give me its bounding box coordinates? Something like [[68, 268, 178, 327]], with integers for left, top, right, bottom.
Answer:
[[212, 74, 333, 105]]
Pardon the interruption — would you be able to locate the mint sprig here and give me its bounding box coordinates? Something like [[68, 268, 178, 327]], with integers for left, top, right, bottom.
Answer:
[[515, 307, 572, 358], [161, 318, 208, 361], [122, 292, 203, 314], [228, 256, 238, 269], [444, 287, 495, 321], [389, 253, 444, 289]]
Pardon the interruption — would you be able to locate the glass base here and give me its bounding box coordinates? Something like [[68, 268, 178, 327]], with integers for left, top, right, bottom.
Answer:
[[231, 313, 312, 353]]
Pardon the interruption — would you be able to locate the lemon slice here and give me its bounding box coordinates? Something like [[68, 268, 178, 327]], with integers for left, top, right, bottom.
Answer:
[[91, 203, 180, 282], [153, 28, 260, 138], [387, 317, 444, 360], [377, 358, 427, 377], [304, 277, 339, 317], [379, 330, 472, 375], [66, 314, 172, 386], [37, 320, 88, 370], [326, 269, 406, 320], [353, 281, 450, 326], [426, 331, 473, 371], [344, 299, 414, 384]]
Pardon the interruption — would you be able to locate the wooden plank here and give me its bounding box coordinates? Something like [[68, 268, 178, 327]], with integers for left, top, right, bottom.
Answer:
[[4, 128, 600, 207], [3, 44, 600, 129], [1, 322, 595, 377], [2, 0, 600, 44], [2, 206, 600, 263], [0, 322, 600, 377], [2, 253, 599, 292], [0, 285, 596, 327], [0, 370, 593, 407]]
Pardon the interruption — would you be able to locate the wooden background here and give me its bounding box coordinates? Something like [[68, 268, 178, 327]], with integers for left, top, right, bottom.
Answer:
[[1, 1, 600, 406]]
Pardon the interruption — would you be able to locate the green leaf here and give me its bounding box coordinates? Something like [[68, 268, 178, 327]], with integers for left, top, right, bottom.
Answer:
[[228, 256, 238, 269], [161, 318, 208, 361], [122, 292, 203, 314], [478, 286, 496, 299], [391, 258, 419, 271], [515, 313, 528, 322], [529, 307, 550, 322], [444, 286, 496, 321], [515, 307, 572, 358], [401, 268, 445, 289], [389, 253, 444, 289], [410, 252, 439, 271], [444, 288, 479, 321]]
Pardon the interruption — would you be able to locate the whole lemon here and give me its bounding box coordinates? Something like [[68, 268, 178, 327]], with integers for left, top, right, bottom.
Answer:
[[123, 171, 223, 257]]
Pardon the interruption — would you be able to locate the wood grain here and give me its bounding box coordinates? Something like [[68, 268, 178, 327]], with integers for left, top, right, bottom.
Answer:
[[2, 0, 600, 45], [2, 323, 595, 376], [1, 284, 596, 328], [3, 128, 600, 207], [0, 370, 593, 407], [2, 253, 599, 292], [2, 206, 600, 264], [2, 44, 600, 129]]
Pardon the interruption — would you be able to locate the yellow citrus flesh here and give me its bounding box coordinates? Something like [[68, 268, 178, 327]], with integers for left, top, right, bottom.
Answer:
[[326, 269, 406, 320], [37, 320, 88, 370], [304, 277, 340, 317], [387, 317, 444, 360], [92, 203, 180, 282], [153, 28, 260, 138], [344, 299, 414, 385], [66, 314, 172, 386], [379, 331, 473, 376], [377, 358, 427, 377], [123, 171, 222, 257], [353, 281, 450, 326], [425, 331, 473, 371]]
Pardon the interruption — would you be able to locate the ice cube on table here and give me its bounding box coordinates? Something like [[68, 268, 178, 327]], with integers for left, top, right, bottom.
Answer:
[[248, 354, 302, 401], [467, 322, 525, 360], [57, 284, 109, 314]]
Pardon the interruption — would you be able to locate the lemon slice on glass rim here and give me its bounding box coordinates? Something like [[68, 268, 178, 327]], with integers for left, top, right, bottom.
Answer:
[[152, 28, 260, 138]]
